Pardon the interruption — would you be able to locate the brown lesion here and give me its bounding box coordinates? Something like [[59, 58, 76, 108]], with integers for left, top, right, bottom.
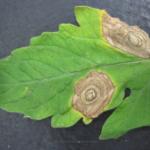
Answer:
[[72, 72, 115, 118], [102, 12, 150, 58]]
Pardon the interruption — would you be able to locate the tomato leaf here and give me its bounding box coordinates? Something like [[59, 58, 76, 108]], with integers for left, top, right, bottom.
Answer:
[[0, 6, 150, 139]]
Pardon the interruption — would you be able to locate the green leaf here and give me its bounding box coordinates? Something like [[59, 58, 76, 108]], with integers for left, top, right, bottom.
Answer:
[[0, 6, 150, 139], [100, 82, 150, 139], [51, 108, 81, 128]]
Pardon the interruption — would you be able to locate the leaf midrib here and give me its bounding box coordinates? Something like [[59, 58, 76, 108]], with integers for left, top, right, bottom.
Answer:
[[1, 59, 149, 86]]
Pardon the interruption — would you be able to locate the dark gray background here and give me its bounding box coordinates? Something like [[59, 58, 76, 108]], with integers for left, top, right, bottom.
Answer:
[[0, 0, 150, 150]]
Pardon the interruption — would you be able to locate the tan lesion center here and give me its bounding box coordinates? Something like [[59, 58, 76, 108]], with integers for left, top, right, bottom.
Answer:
[[85, 88, 97, 102]]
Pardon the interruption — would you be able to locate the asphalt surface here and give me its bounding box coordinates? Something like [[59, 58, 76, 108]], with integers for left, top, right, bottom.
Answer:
[[0, 0, 150, 150]]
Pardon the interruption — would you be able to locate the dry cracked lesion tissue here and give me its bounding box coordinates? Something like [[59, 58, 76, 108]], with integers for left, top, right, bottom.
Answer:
[[72, 72, 114, 118], [102, 11, 150, 58]]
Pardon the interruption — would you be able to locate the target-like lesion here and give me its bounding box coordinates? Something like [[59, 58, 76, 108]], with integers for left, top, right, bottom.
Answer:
[[72, 72, 115, 118], [102, 12, 150, 58]]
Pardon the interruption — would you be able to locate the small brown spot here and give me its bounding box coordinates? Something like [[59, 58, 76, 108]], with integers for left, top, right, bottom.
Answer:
[[102, 12, 150, 58], [72, 71, 115, 118]]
